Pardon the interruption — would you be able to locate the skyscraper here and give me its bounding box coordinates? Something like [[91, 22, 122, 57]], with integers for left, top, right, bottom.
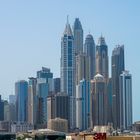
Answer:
[[111, 45, 125, 129], [119, 71, 132, 130], [76, 79, 90, 130], [91, 74, 107, 126], [36, 67, 53, 125], [28, 77, 37, 125], [96, 36, 108, 80], [61, 18, 75, 129], [75, 53, 90, 85], [15, 80, 28, 122], [73, 18, 83, 55], [53, 78, 61, 94], [84, 34, 95, 79], [75, 53, 91, 130]]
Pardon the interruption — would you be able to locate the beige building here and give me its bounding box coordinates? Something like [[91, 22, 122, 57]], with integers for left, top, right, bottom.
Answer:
[[48, 118, 68, 133]]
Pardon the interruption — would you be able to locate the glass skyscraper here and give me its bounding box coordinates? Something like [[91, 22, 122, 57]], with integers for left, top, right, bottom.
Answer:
[[111, 45, 125, 129], [15, 80, 28, 122], [119, 71, 132, 130], [61, 19, 76, 129]]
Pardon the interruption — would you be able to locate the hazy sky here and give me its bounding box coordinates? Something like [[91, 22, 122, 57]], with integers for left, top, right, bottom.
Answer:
[[0, 0, 139, 122]]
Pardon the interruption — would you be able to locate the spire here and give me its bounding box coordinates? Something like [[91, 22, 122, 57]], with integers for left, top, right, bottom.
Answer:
[[63, 16, 73, 36], [67, 15, 69, 25], [98, 35, 106, 46]]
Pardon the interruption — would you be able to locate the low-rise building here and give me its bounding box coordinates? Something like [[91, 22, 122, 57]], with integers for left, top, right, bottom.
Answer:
[[48, 118, 68, 133], [11, 122, 34, 133]]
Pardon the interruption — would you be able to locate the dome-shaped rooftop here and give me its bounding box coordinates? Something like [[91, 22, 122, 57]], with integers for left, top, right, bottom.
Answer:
[[94, 73, 104, 81], [86, 34, 93, 40]]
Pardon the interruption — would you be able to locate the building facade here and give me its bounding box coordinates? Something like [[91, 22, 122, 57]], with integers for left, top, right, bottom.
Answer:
[[91, 74, 107, 126], [76, 79, 90, 130], [84, 34, 95, 79], [96, 36, 108, 80], [119, 71, 132, 130], [73, 18, 83, 55], [36, 67, 53, 125], [15, 80, 28, 122], [111, 45, 125, 129], [28, 77, 37, 125], [0, 95, 4, 121], [60, 19, 76, 129]]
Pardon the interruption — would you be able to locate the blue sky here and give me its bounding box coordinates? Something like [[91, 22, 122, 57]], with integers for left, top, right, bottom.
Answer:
[[0, 0, 140, 122]]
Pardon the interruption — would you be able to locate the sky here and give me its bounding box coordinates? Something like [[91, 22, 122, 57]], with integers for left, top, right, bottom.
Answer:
[[0, 0, 140, 122]]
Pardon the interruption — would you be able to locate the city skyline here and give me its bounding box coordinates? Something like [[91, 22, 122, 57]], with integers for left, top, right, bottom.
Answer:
[[0, 0, 139, 123]]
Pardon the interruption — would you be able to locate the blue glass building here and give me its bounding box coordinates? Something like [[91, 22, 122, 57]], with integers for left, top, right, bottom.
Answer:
[[15, 80, 28, 122]]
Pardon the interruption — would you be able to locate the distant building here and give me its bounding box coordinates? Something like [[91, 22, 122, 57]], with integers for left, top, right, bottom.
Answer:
[[4, 100, 10, 121], [84, 34, 96, 79], [15, 80, 28, 122], [61, 18, 76, 129], [111, 45, 125, 129], [0, 121, 11, 132], [36, 67, 53, 125], [47, 95, 55, 121], [9, 95, 16, 104], [119, 71, 132, 130], [73, 18, 83, 55], [96, 36, 108, 80], [0, 95, 4, 121], [132, 121, 140, 132], [91, 74, 107, 126], [11, 122, 34, 133], [28, 77, 37, 125], [76, 79, 90, 130], [48, 118, 68, 133], [53, 78, 61, 93]]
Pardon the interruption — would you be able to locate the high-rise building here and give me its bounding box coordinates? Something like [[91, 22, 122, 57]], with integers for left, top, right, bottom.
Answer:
[[53, 78, 61, 94], [75, 53, 90, 85], [111, 45, 125, 129], [9, 95, 16, 104], [28, 77, 37, 125], [76, 79, 90, 130], [36, 67, 53, 125], [47, 95, 55, 121], [61, 19, 76, 129], [4, 100, 10, 121], [0, 95, 4, 121], [75, 52, 90, 130], [73, 18, 83, 55], [91, 74, 107, 126], [119, 71, 132, 130], [84, 34, 95, 79], [96, 36, 108, 80], [47, 93, 70, 128], [15, 80, 28, 122]]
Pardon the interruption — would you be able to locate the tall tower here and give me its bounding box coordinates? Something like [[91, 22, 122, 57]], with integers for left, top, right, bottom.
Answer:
[[84, 34, 96, 79], [111, 45, 125, 129], [28, 77, 37, 125], [36, 67, 53, 124], [73, 18, 83, 55], [91, 74, 106, 126], [15, 80, 28, 122], [96, 36, 108, 80], [60, 18, 75, 129], [75, 53, 90, 130], [119, 71, 132, 131]]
